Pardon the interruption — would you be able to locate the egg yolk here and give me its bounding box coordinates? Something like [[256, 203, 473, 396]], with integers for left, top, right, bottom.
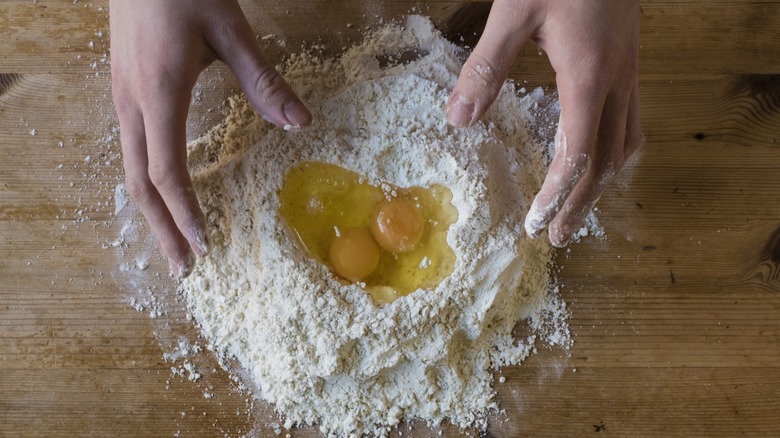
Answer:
[[279, 161, 458, 304], [329, 228, 381, 281], [370, 199, 424, 254]]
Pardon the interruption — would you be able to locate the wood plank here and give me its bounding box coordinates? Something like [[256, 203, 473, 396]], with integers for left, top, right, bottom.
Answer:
[[1, 1, 779, 76], [0, 0, 779, 436], [492, 366, 780, 436]]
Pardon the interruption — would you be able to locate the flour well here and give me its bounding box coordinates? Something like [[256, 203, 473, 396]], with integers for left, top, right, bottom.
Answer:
[[180, 16, 570, 437]]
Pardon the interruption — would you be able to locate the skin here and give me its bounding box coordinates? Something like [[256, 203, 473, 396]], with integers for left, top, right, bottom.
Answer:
[[111, 0, 639, 276], [110, 0, 311, 277], [446, 0, 642, 247]]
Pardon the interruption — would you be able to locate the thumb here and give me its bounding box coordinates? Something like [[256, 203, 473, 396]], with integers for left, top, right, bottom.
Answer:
[[209, 9, 311, 128], [446, 0, 540, 127]]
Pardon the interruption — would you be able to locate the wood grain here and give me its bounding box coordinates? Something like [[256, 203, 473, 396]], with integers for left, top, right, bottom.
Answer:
[[1, 0, 780, 437]]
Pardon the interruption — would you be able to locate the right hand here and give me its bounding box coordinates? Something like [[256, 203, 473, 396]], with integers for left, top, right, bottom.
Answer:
[[446, 0, 641, 247], [110, 0, 311, 277]]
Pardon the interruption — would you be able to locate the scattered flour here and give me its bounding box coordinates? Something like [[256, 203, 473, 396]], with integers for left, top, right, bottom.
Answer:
[[177, 16, 570, 437], [571, 210, 607, 243]]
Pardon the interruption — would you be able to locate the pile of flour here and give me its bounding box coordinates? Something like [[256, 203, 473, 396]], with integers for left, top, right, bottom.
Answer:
[[181, 16, 570, 437]]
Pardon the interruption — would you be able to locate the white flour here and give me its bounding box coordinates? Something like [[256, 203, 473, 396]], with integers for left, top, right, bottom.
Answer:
[[180, 16, 570, 437]]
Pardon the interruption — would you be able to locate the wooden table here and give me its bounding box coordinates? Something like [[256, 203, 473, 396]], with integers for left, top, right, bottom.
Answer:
[[2, 1, 779, 436]]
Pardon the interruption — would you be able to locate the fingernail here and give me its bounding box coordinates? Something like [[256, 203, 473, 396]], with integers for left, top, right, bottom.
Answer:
[[193, 227, 210, 257], [283, 100, 312, 127], [170, 252, 195, 279], [549, 226, 571, 249], [525, 223, 543, 239], [550, 235, 570, 248], [524, 204, 545, 238], [525, 217, 544, 239], [446, 93, 475, 127]]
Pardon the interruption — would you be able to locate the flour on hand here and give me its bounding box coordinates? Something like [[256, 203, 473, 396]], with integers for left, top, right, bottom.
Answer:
[[180, 15, 570, 437]]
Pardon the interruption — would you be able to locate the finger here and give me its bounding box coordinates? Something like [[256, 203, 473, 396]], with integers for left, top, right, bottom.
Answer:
[[547, 169, 612, 248], [206, 6, 311, 129], [524, 76, 608, 239], [548, 82, 634, 247], [116, 103, 195, 277], [142, 82, 210, 267], [446, 0, 542, 127], [547, 166, 611, 248], [623, 80, 642, 162]]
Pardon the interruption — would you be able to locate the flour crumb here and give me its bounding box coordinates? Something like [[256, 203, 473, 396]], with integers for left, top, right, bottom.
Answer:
[[570, 210, 607, 244], [183, 362, 201, 382], [114, 183, 129, 215]]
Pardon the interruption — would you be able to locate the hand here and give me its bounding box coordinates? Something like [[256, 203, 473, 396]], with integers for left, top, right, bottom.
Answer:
[[446, 0, 641, 247], [110, 0, 311, 277]]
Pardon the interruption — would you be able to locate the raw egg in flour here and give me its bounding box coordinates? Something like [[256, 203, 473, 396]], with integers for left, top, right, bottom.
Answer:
[[279, 161, 458, 304], [371, 199, 425, 254], [329, 228, 381, 281]]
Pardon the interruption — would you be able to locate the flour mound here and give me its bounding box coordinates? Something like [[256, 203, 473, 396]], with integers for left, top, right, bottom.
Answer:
[[182, 16, 569, 437]]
